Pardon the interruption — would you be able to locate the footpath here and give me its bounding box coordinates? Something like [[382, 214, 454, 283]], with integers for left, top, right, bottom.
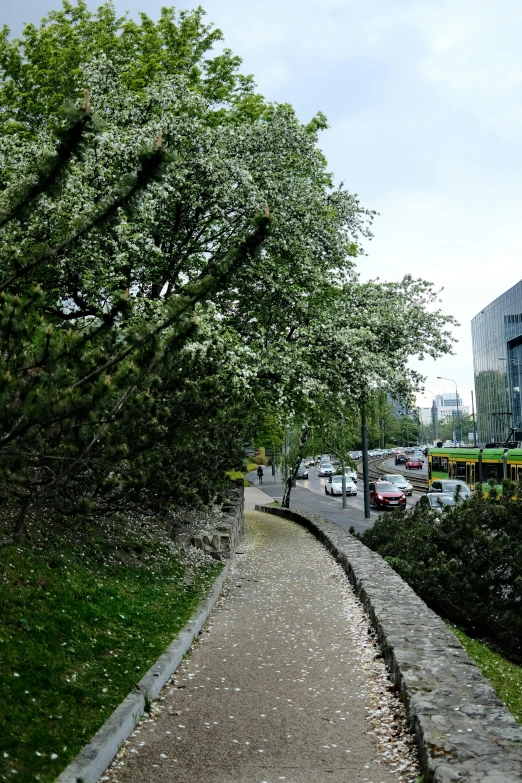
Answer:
[[105, 498, 418, 783]]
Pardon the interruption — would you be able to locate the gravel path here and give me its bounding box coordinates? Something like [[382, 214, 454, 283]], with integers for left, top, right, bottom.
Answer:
[[105, 511, 419, 783]]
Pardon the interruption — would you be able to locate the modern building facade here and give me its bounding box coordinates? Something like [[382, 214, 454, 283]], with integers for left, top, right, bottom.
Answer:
[[471, 280, 522, 445]]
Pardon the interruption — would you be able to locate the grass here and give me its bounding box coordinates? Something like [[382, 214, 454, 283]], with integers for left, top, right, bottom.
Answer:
[[446, 622, 522, 723], [0, 517, 223, 783]]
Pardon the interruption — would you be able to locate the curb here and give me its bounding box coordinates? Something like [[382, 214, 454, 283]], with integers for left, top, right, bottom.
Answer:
[[56, 560, 230, 783], [256, 504, 522, 783]]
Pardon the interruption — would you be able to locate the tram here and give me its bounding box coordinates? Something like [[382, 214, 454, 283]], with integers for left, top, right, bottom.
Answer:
[[428, 446, 522, 489]]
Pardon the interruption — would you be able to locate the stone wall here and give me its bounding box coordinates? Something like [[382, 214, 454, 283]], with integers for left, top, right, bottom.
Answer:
[[256, 504, 522, 783], [191, 479, 244, 559]]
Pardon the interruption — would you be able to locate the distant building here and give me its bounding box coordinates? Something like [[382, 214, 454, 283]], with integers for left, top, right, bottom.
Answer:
[[472, 279, 522, 444], [434, 393, 469, 421], [419, 395, 468, 427]]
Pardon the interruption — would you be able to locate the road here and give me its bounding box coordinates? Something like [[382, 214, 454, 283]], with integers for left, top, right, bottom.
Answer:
[[250, 460, 427, 535]]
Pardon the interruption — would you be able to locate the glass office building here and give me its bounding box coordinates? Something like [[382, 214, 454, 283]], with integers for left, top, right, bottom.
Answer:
[[471, 280, 522, 445]]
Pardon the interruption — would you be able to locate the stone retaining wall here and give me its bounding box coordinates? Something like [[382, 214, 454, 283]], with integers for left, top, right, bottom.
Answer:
[[256, 504, 522, 783], [191, 479, 244, 559]]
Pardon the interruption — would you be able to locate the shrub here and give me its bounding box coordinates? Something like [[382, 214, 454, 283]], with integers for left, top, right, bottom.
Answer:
[[359, 486, 522, 661]]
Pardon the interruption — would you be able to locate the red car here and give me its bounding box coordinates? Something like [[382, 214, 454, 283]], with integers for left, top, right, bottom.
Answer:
[[369, 481, 407, 510], [405, 458, 423, 470]]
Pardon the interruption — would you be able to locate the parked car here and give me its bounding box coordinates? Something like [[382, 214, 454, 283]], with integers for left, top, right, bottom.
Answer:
[[394, 453, 407, 465], [325, 475, 357, 496], [428, 480, 472, 499], [418, 493, 459, 511], [379, 474, 413, 496], [296, 463, 309, 479], [318, 461, 334, 477], [405, 457, 423, 470], [369, 481, 407, 510]]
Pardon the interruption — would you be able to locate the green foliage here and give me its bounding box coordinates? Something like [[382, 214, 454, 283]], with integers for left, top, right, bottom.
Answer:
[[0, 1, 457, 534], [0, 518, 222, 781], [359, 490, 522, 660]]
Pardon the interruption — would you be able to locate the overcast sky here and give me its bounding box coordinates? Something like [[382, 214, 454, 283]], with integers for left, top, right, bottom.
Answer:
[[4, 0, 522, 409]]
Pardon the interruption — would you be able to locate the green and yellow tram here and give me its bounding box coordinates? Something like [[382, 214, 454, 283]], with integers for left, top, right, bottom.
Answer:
[[428, 447, 522, 489]]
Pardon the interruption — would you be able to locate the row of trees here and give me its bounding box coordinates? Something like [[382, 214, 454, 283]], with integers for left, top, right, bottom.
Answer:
[[0, 1, 457, 541]]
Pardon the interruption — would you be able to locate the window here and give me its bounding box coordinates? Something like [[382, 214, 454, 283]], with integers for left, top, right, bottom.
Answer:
[[484, 463, 503, 482], [432, 456, 449, 472], [456, 462, 467, 480]]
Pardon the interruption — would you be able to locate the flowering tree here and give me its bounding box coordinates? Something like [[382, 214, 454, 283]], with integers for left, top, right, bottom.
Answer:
[[0, 2, 458, 539]]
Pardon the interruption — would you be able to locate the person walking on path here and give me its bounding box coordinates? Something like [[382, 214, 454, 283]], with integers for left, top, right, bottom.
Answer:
[[257, 464, 264, 484], [107, 510, 418, 783]]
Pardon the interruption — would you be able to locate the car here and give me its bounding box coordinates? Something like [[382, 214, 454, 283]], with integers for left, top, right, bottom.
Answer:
[[405, 457, 423, 470], [318, 461, 334, 477], [296, 463, 309, 479], [394, 453, 407, 465], [428, 480, 472, 499], [418, 493, 460, 511], [325, 475, 357, 496], [378, 474, 413, 496], [369, 481, 407, 509]]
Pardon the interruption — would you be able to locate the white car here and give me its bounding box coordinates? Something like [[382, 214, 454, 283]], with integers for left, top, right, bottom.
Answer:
[[379, 474, 413, 496], [325, 475, 357, 496]]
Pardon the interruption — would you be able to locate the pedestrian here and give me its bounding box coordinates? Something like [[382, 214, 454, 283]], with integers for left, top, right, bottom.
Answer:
[[257, 464, 264, 485]]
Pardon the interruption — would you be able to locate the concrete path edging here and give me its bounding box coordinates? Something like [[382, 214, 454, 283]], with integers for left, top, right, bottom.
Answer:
[[56, 561, 230, 783], [256, 504, 522, 783]]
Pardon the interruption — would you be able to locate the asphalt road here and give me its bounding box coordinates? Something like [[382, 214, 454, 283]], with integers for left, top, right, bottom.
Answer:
[[380, 456, 428, 477], [250, 463, 425, 535]]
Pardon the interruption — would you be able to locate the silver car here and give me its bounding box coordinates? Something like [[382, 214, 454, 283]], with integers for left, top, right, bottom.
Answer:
[[428, 480, 471, 499], [379, 474, 413, 496], [318, 461, 334, 477]]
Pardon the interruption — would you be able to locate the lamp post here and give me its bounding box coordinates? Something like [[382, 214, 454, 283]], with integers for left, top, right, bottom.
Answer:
[[437, 376, 461, 445]]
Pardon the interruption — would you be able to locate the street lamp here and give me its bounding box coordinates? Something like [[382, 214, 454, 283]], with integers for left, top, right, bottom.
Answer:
[[437, 376, 461, 445]]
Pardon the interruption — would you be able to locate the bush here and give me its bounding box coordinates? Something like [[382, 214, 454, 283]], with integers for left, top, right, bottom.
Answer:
[[359, 485, 522, 661]]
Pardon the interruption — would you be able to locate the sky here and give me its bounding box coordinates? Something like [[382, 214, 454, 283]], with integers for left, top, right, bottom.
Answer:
[[3, 0, 522, 409]]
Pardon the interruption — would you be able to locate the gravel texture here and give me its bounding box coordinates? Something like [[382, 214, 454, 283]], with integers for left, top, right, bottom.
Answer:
[[104, 510, 419, 783]]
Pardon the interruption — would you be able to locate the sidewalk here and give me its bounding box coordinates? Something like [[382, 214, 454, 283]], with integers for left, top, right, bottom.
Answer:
[[106, 510, 417, 783], [244, 486, 274, 511]]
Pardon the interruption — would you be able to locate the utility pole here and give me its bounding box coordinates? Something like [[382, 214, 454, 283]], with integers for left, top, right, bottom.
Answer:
[[340, 416, 347, 509], [361, 405, 371, 519]]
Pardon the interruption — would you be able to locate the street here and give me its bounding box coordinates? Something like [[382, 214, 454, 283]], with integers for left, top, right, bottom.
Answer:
[[249, 460, 426, 535]]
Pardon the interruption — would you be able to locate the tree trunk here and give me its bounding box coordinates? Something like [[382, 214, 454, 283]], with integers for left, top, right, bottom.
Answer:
[[281, 426, 310, 508]]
